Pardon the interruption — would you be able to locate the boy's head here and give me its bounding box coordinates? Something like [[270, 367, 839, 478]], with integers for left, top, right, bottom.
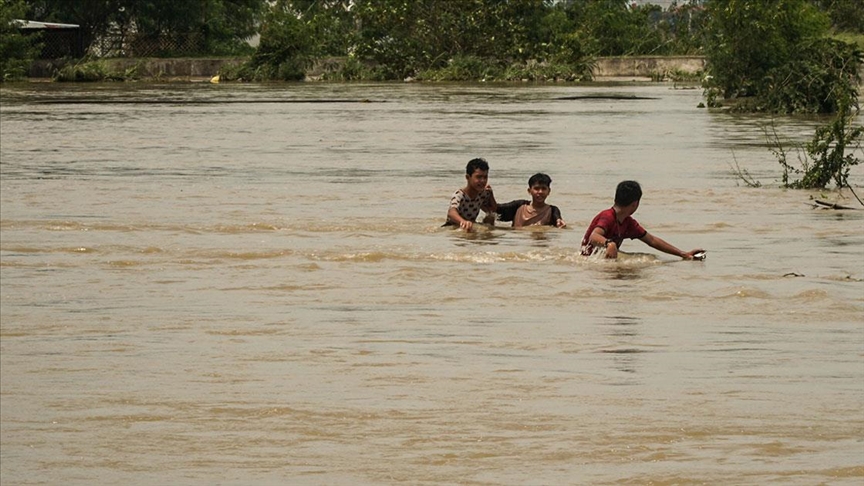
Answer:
[[466, 157, 489, 176], [528, 173, 552, 188], [464, 157, 490, 194], [527, 173, 552, 205], [614, 180, 642, 207]]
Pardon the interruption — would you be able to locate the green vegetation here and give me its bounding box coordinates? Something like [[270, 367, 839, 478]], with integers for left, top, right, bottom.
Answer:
[[702, 0, 862, 195], [0, 0, 38, 81], [702, 0, 862, 115], [224, 0, 708, 83], [52, 58, 142, 82], [731, 88, 862, 193], [816, 0, 864, 34], [7, 0, 864, 124], [26, 0, 264, 56], [831, 31, 864, 50], [768, 103, 863, 191], [222, 3, 314, 81]]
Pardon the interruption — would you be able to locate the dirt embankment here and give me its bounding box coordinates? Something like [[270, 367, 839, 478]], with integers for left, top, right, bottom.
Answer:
[[29, 56, 708, 82]]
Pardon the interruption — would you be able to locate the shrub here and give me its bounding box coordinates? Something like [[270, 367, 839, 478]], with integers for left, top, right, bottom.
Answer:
[[54, 60, 111, 82], [502, 59, 594, 82], [0, 0, 38, 81], [764, 101, 863, 190], [416, 55, 503, 82], [227, 3, 315, 81]]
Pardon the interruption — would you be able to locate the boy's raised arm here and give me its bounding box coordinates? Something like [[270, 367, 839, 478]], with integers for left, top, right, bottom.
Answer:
[[481, 185, 497, 213]]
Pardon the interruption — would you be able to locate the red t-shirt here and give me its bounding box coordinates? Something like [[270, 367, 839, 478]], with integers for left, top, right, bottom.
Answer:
[[580, 207, 647, 256]]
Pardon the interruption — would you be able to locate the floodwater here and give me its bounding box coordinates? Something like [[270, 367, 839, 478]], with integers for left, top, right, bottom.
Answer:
[[1, 81, 862, 485]]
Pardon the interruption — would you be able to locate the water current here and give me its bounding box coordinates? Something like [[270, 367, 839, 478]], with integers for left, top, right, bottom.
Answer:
[[1, 82, 862, 485]]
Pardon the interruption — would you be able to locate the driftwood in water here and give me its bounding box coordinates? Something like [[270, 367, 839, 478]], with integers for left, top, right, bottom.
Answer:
[[813, 200, 860, 210]]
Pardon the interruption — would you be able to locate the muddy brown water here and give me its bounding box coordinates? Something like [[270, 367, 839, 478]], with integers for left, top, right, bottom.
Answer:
[[1, 82, 862, 485]]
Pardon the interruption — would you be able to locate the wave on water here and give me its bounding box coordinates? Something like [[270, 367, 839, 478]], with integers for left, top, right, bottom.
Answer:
[[1, 219, 459, 235], [0, 242, 671, 267], [1, 219, 297, 234], [717, 287, 774, 299]]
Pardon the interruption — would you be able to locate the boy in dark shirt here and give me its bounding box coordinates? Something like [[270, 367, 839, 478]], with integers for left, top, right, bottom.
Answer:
[[496, 173, 566, 228], [581, 180, 704, 260]]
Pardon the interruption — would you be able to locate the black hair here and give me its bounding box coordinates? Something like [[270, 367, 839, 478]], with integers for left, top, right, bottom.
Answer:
[[528, 173, 552, 187], [615, 180, 642, 206], [466, 157, 489, 175]]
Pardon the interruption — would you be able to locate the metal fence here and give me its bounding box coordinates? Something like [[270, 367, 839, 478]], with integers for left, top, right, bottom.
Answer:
[[22, 27, 207, 59], [88, 31, 206, 58], [22, 29, 85, 59]]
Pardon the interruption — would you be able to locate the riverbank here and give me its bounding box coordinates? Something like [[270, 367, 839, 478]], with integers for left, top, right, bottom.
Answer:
[[27, 56, 707, 83]]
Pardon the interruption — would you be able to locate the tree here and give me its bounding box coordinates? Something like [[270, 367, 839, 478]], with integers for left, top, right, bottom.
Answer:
[[702, 0, 861, 114], [556, 0, 668, 56], [232, 0, 316, 80], [703, 0, 830, 99], [1, 0, 38, 81], [351, 0, 553, 79], [816, 0, 864, 33], [656, 1, 708, 55], [26, 0, 116, 53], [119, 0, 263, 55], [25, 0, 266, 56]]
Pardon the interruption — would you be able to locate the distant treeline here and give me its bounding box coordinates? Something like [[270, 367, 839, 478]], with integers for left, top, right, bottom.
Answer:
[[223, 0, 711, 83], [2, 1, 863, 114]]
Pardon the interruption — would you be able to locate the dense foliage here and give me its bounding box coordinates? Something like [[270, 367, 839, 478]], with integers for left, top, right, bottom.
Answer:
[[227, 1, 316, 81], [702, 0, 862, 114], [25, 0, 264, 56], [703, 0, 830, 100], [0, 0, 37, 81], [5, 0, 863, 108], [816, 0, 864, 33], [222, 0, 709, 82]]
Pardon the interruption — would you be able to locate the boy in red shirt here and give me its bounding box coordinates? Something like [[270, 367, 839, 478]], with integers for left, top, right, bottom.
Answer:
[[581, 180, 704, 260]]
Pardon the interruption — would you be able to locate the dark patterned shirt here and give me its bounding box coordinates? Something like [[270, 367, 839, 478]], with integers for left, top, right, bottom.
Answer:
[[448, 189, 493, 223]]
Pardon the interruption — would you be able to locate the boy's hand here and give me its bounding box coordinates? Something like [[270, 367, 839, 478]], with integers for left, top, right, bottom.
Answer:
[[480, 185, 494, 199], [682, 249, 706, 260], [460, 220, 474, 231], [483, 185, 497, 208], [555, 218, 566, 228], [605, 241, 618, 259]]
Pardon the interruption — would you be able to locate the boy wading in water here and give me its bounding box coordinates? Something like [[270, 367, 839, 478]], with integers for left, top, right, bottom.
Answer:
[[581, 180, 704, 260], [496, 173, 566, 228], [446, 158, 498, 231]]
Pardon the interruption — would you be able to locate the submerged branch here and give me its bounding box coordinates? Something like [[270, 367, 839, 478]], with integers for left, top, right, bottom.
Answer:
[[813, 199, 860, 210]]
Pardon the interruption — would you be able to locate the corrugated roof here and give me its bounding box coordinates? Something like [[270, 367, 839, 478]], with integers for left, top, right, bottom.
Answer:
[[14, 20, 80, 29]]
